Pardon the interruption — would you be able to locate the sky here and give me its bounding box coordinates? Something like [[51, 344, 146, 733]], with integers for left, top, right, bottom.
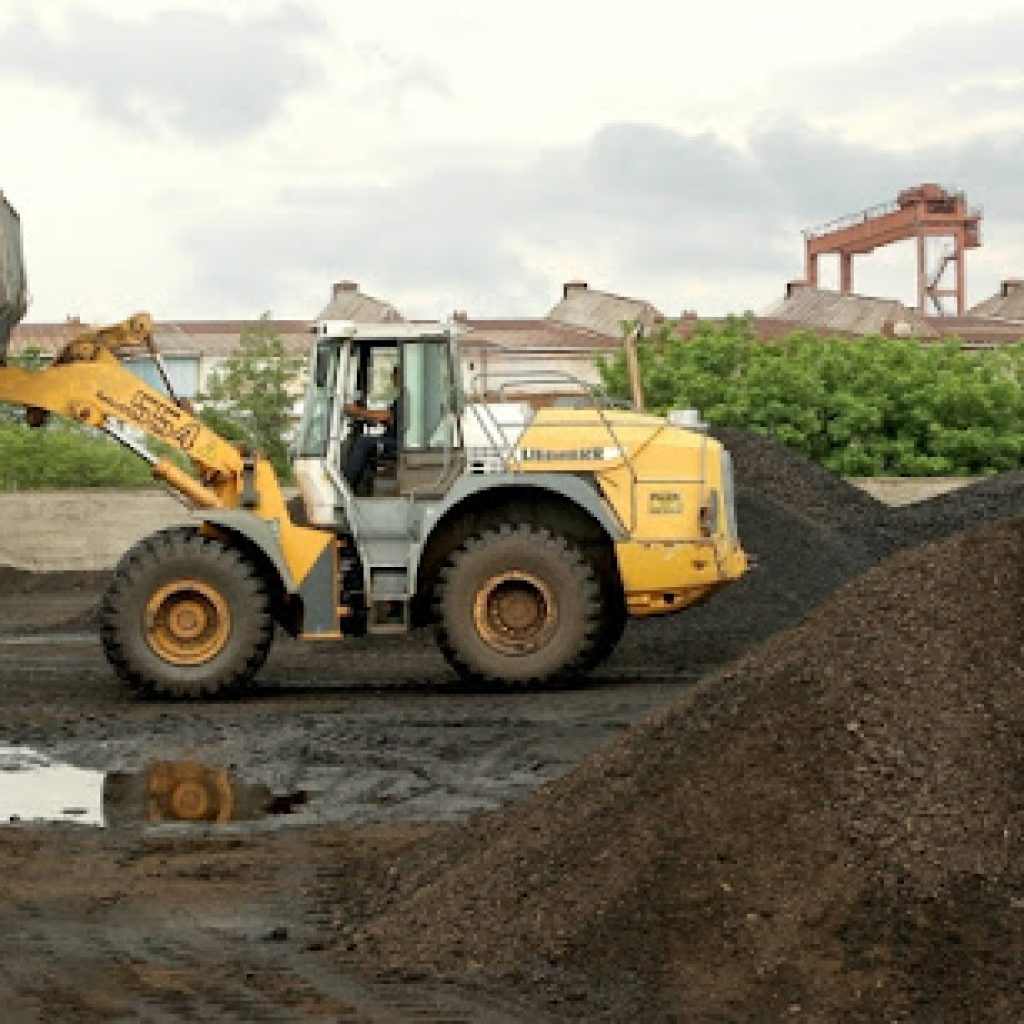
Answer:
[[3, 0, 1024, 324]]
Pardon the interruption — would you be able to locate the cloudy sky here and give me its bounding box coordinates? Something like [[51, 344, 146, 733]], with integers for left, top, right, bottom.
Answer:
[[3, 0, 1024, 323]]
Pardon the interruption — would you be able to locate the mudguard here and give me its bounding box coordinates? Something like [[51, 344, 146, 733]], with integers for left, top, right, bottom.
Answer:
[[200, 510, 296, 591], [413, 471, 626, 583]]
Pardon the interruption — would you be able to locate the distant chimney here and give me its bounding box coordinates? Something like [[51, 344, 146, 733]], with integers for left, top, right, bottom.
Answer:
[[452, 310, 468, 323], [66, 315, 81, 326], [679, 309, 698, 321], [786, 279, 811, 298], [882, 318, 913, 339], [332, 280, 358, 299], [562, 280, 588, 299], [1000, 278, 1024, 297]]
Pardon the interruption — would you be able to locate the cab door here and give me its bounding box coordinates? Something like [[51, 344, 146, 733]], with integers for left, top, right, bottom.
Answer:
[[397, 339, 464, 496]]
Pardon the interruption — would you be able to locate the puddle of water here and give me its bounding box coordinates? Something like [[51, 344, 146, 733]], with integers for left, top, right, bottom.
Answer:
[[0, 747, 306, 828]]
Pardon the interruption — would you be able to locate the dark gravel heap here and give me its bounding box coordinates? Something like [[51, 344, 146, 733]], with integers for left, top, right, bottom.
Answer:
[[711, 426, 883, 528], [612, 485, 880, 672], [884, 469, 1024, 552], [353, 518, 1024, 1021], [617, 434, 1024, 674], [613, 429, 892, 674]]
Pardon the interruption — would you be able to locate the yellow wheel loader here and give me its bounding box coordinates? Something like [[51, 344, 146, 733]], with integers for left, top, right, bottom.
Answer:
[[0, 192, 747, 697]]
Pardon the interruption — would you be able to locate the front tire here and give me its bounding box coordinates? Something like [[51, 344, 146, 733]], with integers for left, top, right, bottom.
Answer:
[[100, 529, 273, 698], [581, 575, 627, 671], [434, 524, 602, 686]]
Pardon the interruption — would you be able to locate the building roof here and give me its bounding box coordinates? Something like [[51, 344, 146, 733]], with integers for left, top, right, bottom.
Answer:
[[8, 318, 88, 354], [968, 280, 1024, 321], [924, 314, 1024, 347], [317, 280, 403, 323], [455, 316, 620, 352], [153, 321, 312, 356], [8, 318, 312, 358], [762, 285, 935, 338], [547, 281, 664, 339], [673, 315, 864, 343]]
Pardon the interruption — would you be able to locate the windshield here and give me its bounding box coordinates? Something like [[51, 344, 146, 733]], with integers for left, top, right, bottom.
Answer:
[[296, 343, 341, 457]]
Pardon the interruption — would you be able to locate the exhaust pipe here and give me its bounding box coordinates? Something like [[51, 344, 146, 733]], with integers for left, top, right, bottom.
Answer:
[[0, 191, 28, 364]]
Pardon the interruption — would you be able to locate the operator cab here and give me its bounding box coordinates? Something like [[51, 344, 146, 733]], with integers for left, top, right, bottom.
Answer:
[[294, 321, 464, 525]]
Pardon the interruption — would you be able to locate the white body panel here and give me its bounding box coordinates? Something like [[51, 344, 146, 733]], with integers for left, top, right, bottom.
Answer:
[[461, 401, 533, 473], [294, 458, 338, 527]]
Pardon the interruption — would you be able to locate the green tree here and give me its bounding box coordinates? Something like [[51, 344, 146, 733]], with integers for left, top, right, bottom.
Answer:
[[597, 318, 1024, 476], [200, 315, 304, 478]]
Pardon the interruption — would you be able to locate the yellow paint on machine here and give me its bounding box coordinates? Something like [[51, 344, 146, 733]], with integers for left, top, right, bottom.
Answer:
[[614, 539, 747, 616], [247, 460, 333, 587], [511, 407, 748, 617], [514, 408, 713, 534]]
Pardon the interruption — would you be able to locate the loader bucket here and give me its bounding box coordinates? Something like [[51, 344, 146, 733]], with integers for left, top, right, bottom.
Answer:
[[0, 191, 28, 363]]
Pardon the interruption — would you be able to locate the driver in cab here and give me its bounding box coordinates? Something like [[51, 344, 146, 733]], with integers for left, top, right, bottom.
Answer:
[[342, 363, 400, 490]]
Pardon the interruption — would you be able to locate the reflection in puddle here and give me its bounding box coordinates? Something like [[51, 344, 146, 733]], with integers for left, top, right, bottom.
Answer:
[[0, 748, 306, 827]]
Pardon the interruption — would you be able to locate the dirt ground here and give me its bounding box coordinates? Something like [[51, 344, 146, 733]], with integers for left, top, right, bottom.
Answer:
[[0, 577, 698, 1023], [1, 441, 1023, 1022]]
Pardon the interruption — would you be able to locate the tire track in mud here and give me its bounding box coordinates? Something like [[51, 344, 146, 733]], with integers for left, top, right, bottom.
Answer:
[[0, 824, 535, 1023]]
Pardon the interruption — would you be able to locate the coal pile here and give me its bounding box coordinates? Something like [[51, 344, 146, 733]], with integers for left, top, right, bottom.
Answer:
[[712, 426, 883, 529], [886, 470, 1024, 551], [353, 518, 1024, 1021], [616, 432, 1024, 675], [612, 485, 880, 672], [612, 429, 894, 674]]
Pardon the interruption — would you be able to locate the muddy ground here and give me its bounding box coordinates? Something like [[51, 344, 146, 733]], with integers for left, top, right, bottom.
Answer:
[[1, 444, 1023, 1021], [0, 577, 702, 1023]]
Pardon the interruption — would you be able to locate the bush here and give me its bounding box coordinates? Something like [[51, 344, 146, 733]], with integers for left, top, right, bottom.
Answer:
[[598, 317, 1024, 476], [0, 421, 155, 490]]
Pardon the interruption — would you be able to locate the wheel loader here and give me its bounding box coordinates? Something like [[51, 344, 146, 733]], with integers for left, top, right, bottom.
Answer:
[[0, 191, 747, 696]]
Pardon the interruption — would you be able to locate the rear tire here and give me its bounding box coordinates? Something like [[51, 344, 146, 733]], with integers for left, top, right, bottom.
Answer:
[[434, 524, 602, 686], [101, 529, 273, 698]]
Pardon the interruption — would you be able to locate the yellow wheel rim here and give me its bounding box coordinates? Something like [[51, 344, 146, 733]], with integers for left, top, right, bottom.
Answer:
[[472, 570, 557, 656], [144, 578, 231, 666]]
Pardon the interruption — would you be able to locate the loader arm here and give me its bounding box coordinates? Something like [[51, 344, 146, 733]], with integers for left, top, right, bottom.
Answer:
[[0, 313, 246, 508], [0, 312, 335, 591]]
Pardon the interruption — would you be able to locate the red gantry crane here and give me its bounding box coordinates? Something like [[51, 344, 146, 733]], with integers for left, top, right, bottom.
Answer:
[[802, 184, 982, 315]]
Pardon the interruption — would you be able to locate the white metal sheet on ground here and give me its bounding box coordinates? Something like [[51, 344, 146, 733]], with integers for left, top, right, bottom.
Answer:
[[0, 746, 104, 826]]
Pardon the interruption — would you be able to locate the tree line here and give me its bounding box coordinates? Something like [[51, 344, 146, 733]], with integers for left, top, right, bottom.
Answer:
[[599, 316, 1024, 476], [2, 313, 1024, 488]]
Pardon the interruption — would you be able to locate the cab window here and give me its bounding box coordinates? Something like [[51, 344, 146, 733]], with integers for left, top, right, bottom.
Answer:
[[402, 341, 455, 450]]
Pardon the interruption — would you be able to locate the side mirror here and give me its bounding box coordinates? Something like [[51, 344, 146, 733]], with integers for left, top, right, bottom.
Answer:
[[314, 346, 331, 388]]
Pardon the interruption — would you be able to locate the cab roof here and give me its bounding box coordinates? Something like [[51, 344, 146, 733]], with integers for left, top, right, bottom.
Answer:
[[316, 319, 463, 343]]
